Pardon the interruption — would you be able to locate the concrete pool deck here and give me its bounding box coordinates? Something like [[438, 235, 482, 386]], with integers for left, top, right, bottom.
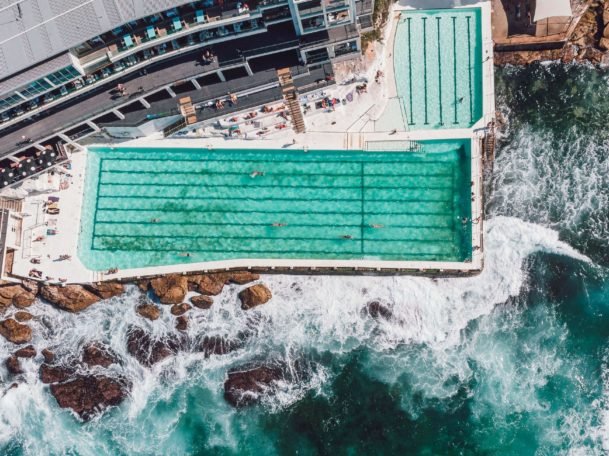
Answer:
[[7, 1, 493, 284]]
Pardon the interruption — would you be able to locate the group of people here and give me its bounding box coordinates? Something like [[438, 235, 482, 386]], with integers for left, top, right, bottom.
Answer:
[[202, 48, 215, 64]]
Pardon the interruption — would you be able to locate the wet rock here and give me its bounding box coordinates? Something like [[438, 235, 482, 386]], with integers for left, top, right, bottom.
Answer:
[[224, 362, 289, 408], [0, 318, 32, 344], [191, 295, 213, 309], [0, 284, 36, 308], [226, 272, 260, 285], [41, 348, 55, 364], [14, 345, 36, 358], [82, 343, 119, 368], [5, 356, 23, 375], [136, 303, 161, 321], [170, 303, 191, 316], [84, 282, 125, 300], [362, 300, 393, 321], [40, 285, 100, 313], [21, 280, 39, 295], [175, 315, 188, 331], [239, 284, 272, 310], [196, 335, 243, 357], [40, 364, 75, 384], [49, 375, 130, 421], [136, 280, 150, 292], [188, 274, 226, 295], [150, 275, 188, 304], [126, 326, 182, 367], [14, 311, 33, 322], [13, 291, 36, 309]]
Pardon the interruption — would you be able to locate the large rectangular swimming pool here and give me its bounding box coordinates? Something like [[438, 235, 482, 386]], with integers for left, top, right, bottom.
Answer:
[[394, 8, 483, 130], [78, 143, 472, 270]]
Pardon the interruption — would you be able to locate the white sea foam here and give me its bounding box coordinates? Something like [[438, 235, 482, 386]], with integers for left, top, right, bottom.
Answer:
[[0, 215, 594, 455]]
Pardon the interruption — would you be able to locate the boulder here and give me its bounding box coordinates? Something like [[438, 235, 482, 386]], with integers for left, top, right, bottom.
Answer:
[[84, 282, 125, 300], [126, 326, 182, 367], [41, 348, 55, 364], [238, 284, 272, 310], [0, 285, 36, 308], [170, 303, 191, 316], [14, 311, 33, 322], [150, 275, 188, 304], [226, 272, 260, 285], [40, 285, 100, 313], [136, 303, 161, 321], [82, 343, 119, 368], [49, 375, 130, 421], [0, 319, 32, 344], [175, 315, 188, 331], [191, 295, 213, 309], [362, 300, 393, 321], [40, 364, 75, 384], [196, 335, 243, 357], [190, 295, 214, 309], [21, 279, 39, 295], [600, 37, 609, 51], [14, 345, 36, 358], [5, 356, 23, 375], [223, 363, 286, 407], [187, 274, 226, 295]]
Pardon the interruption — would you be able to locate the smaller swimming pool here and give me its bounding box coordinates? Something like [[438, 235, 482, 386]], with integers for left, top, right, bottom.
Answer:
[[393, 8, 484, 130], [79, 142, 472, 270]]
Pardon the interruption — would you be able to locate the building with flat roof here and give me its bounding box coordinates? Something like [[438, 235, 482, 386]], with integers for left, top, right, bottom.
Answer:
[[0, 0, 372, 135]]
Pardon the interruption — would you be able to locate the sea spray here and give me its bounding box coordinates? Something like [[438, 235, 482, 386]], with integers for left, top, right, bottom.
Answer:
[[0, 216, 592, 455]]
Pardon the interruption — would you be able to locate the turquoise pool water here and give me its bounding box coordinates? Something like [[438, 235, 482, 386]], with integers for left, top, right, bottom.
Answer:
[[394, 8, 483, 130], [78, 143, 472, 270]]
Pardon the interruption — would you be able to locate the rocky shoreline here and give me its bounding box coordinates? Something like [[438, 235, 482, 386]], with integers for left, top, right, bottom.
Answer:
[[495, 3, 609, 66], [0, 271, 397, 420]]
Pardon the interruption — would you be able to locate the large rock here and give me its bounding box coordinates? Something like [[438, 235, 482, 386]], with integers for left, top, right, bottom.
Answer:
[[82, 343, 119, 368], [361, 300, 393, 321], [14, 311, 33, 322], [41, 348, 55, 364], [14, 345, 36, 358], [224, 363, 288, 407], [40, 285, 100, 313], [238, 284, 272, 310], [5, 356, 23, 375], [49, 375, 130, 421], [196, 335, 243, 357], [40, 364, 75, 384], [126, 326, 182, 367], [136, 303, 161, 321], [191, 295, 213, 309], [170, 303, 191, 316], [150, 275, 188, 304], [226, 272, 260, 285], [175, 315, 188, 331], [84, 282, 125, 300], [187, 274, 226, 295], [0, 284, 36, 308], [0, 318, 32, 344]]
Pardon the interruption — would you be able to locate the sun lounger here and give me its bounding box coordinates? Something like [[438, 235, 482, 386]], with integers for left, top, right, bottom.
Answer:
[[173, 17, 182, 31], [123, 35, 134, 48], [146, 26, 156, 40], [196, 10, 206, 23]]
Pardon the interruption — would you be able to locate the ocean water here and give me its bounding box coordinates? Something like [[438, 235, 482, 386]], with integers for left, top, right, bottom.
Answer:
[[1, 63, 609, 455]]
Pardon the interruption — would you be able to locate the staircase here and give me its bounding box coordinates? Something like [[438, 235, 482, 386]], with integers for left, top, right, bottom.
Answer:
[[277, 68, 306, 134], [178, 97, 197, 125]]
